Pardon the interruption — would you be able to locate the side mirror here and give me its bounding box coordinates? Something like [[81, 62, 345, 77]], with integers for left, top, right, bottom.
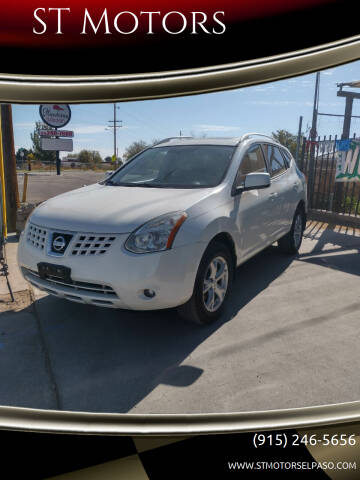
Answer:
[[235, 172, 271, 193]]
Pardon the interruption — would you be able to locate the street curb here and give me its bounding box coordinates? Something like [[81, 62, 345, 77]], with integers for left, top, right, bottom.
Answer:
[[308, 209, 360, 228]]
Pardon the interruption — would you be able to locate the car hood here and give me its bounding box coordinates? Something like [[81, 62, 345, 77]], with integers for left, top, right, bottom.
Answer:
[[30, 183, 225, 233]]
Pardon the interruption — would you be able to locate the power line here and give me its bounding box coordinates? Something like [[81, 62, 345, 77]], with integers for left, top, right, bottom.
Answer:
[[119, 105, 168, 138]]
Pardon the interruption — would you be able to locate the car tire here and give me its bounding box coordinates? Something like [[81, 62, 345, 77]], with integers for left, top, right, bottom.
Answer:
[[277, 207, 305, 254], [177, 241, 234, 325]]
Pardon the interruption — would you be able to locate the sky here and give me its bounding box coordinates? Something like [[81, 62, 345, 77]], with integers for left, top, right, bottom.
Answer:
[[12, 59, 360, 160]]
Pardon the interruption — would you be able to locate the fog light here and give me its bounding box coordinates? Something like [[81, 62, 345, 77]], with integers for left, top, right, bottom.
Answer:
[[144, 289, 156, 298]]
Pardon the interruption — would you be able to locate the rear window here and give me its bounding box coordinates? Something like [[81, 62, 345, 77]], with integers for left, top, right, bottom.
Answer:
[[281, 149, 293, 167], [263, 144, 288, 177]]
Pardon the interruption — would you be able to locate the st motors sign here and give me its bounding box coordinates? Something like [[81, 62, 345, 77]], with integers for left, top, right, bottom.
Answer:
[[39, 104, 71, 128]]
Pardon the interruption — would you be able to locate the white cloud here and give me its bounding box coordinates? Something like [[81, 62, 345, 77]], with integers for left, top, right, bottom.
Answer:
[[248, 100, 313, 107], [255, 85, 275, 92], [300, 80, 313, 87], [72, 124, 139, 135], [74, 137, 96, 143], [193, 124, 242, 132], [318, 101, 343, 108], [72, 125, 107, 135], [14, 122, 35, 128], [322, 70, 334, 76]]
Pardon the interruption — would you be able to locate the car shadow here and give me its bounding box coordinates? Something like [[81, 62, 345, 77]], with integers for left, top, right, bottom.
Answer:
[[299, 221, 360, 277], [223, 246, 294, 322], [17, 245, 294, 414], [2, 221, 358, 414]]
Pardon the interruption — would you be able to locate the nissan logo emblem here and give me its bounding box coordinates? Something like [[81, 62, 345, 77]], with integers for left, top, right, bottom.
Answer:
[[52, 235, 66, 252]]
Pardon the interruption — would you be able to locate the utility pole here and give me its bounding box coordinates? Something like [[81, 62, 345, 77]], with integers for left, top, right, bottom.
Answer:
[[1, 104, 19, 233], [107, 103, 122, 166], [55, 127, 61, 175], [308, 72, 320, 207], [295, 115, 303, 163]]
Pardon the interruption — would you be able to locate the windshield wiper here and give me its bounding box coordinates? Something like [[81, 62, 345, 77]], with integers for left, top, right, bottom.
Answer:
[[128, 183, 157, 187], [105, 179, 118, 186], [107, 182, 154, 187], [105, 181, 175, 188]]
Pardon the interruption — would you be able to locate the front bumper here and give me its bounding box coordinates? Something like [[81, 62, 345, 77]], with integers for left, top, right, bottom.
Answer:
[[18, 226, 206, 310]]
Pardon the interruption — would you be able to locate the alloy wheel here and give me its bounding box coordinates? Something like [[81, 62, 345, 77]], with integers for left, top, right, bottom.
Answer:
[[293, 213, 303, 249], [202, 256, 229, 312]]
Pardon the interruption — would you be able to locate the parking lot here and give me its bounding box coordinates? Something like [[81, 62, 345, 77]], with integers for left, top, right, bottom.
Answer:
[[17, 171, 106, 204], [1, 221, 359, 414]]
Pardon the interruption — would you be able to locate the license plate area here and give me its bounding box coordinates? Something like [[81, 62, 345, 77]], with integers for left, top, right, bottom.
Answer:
[[38, 262, 72, 283]]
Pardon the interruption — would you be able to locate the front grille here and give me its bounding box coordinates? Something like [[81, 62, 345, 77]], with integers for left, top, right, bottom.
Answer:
[[26, 223, 117, 256], [23, 267, 118, 298], [27, 224, 47, 250], [71, 234, 116, 256]]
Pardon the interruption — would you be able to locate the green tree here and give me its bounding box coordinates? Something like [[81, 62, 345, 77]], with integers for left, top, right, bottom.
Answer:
[[123, 140, 149, 161], [30, 122, 56, 164], [16, 148, 32, 166], [78, 150, 102, 165], [63, 153, 78, 161], [271, 129, 298, 156]]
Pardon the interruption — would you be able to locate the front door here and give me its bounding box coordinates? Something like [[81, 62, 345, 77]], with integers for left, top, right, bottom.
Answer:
[[233, 143, 276, 260]]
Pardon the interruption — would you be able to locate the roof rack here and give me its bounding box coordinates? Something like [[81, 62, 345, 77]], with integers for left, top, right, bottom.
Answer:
[[154, 136, 193, 146], [238, 133, 277, 144]]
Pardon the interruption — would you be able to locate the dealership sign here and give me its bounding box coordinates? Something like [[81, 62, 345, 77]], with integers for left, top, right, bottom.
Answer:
[[335, 140, 360, 182], [39, 129, 74, 138], [40, 138, 73, 152], [39, 104, 71, 128]]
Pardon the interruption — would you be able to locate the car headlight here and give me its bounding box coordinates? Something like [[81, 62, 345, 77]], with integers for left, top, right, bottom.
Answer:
[[124, 212, 187, 254], [22, 213, 33, 236]]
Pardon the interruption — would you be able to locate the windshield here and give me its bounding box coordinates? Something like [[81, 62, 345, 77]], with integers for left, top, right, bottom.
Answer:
[[105, 145, 235, 188]]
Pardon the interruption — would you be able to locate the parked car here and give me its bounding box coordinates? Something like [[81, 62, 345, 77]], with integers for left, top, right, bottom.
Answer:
[[18, 134, 307, 325]]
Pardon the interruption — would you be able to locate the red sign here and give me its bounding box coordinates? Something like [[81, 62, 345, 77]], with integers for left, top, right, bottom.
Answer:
[[39, 130, 74, 138], [39, 104, 71, 128]]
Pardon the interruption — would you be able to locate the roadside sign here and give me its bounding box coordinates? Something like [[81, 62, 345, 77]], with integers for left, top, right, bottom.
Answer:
[[39, 129, 74, 138], [39, 104, 71, 128], [335, 139, 360, 182], [40, 138, 73, 152]]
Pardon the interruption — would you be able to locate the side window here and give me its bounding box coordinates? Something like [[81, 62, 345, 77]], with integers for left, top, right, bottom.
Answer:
[[263, 144, 287, 177], [281, 149, 292, 167], [236, 144, 267, 186]]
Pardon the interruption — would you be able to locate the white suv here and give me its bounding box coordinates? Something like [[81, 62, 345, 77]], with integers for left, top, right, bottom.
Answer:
[[18, 134, 307, 325]]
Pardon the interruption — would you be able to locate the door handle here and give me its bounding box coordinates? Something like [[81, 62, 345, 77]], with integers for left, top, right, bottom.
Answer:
[[269, 193, 278, 199]]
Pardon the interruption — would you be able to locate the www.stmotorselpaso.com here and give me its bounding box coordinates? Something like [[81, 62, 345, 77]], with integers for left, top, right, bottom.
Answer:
[[227, 461, 357, 472]]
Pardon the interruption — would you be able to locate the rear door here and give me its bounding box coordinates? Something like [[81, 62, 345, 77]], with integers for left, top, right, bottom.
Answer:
[[261, 143, 292, 237]]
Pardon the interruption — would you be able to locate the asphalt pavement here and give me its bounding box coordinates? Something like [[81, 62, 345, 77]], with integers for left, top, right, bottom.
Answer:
[[0, 222, 359, 414], [17, 171, 106, 204]]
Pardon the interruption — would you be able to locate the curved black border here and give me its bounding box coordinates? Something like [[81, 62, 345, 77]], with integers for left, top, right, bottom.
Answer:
[[1, 34, 360, 436], [0, 34, 360, 103]]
